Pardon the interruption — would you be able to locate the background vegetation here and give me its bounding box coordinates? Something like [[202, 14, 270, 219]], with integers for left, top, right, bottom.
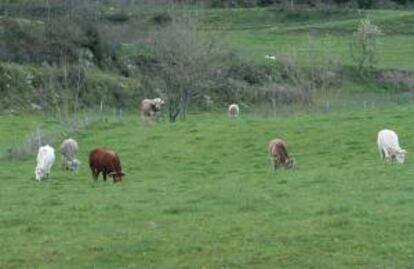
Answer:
[[1, 1, 414, 119]]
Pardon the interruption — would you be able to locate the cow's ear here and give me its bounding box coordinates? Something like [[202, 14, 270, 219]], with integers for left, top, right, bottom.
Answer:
[[120, 171, 126, 176], [108, 171, 115, 176]]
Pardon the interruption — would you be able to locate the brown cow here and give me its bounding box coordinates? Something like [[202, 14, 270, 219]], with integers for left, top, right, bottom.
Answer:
[[89, 148, 125, 183], [268, 138, 295, 170]]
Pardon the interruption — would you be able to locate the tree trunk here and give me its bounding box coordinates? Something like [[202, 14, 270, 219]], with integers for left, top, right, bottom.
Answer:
[[271, 90, 277, 118], [180, 89, 192, 120], [168, 95, 180, 123]]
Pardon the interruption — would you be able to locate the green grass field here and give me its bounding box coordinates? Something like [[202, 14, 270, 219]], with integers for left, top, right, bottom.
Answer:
[[1, 105, 414, 268], [0, 114, 64, 151], [203, 9, 414, 70]]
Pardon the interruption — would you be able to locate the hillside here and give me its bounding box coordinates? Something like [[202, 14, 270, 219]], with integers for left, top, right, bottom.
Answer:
[[1, 6, 414, 114], [211, 9, 414, 70]]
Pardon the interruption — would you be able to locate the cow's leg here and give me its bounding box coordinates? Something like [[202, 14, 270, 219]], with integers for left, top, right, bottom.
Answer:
[[92, 169, 99, 180], [103, 171, 107, 182], [382, 149, 390, 161], [384, 147, 393, 162], [141, 113, 148, 122], [275, 156, 283, 169], [271, 157, 279, 172], [62, 156, 68, 170], [379, 147, 385, 159]]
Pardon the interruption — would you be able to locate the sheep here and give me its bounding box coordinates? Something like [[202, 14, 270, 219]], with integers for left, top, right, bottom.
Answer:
[[377, 129, 407, 164], [60, 138, 80, 172], [35, 145, 55, 181], [268, 138, 295, 170]]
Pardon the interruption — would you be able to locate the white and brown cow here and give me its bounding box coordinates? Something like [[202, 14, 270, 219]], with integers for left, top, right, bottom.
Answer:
[[141, 98, 165, 121], [268, 138, 295, 170], [228, 103, 239, 119]]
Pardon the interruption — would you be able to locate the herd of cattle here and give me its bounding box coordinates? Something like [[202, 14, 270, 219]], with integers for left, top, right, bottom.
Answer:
[[33, 100, 407, 182]]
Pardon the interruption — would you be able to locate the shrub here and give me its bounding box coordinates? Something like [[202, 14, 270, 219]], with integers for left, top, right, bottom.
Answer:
[[104, 12, 130, 23], [151, 12, 173, 26], [227, 62, 272, 85], [351, 17, 383, 74]]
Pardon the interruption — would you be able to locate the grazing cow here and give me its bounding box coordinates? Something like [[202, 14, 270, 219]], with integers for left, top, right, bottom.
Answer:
[[35, 145, 55, 181], [89, 148, 125, 183], [60, 138, 80, 172], [268, 138, 295, 170], [141, 97, 165, 121], [377, 129, 407, 164], [228, 103, 240, 119]]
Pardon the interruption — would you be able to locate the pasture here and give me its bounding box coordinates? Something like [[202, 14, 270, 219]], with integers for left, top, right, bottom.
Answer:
[[207, 9, 414, 70], [1, 105, 414, 268]]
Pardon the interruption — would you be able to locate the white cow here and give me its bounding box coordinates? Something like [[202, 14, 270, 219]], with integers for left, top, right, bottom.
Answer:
[[377, 129, 407, 164], [35, 145, 55, 180], [228, 103, 240, 119]]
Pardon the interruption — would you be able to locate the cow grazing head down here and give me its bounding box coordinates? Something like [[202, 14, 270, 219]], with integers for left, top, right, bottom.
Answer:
[[268, 138, 295, 170], [35, 144, 55, 181], [89, 148, 126, 183], [60, 138, 80, 171], [377, 129, 407, 164]]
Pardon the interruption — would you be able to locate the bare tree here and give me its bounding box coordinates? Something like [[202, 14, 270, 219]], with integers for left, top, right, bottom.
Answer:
[[151, 15, 216, 122]]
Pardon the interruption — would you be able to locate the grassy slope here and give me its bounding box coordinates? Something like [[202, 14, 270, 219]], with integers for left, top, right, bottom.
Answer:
[[205, 9, 414, 70], [1, 105, 414, 268], [0, 114, 63, 150]]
